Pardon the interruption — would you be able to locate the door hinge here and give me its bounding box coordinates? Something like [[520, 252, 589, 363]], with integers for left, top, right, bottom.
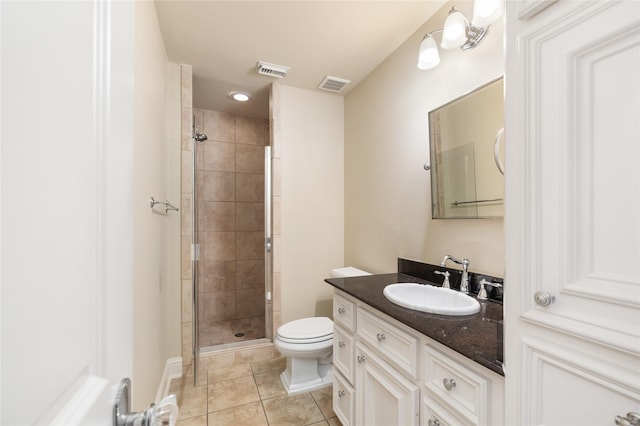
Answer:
[[191, 244, 200, 261]]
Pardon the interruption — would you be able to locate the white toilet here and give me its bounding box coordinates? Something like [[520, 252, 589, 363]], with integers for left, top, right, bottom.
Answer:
[[274, 267, 371, 395]]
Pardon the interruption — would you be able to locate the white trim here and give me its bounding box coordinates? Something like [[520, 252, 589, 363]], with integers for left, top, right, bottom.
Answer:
[[48, 376, 108, 426], [155, 357, 183, 402]]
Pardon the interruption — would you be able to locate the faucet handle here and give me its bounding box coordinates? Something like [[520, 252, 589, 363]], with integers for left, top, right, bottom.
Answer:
[[434, 270, 451, 288], [477, 279, 502, 300]]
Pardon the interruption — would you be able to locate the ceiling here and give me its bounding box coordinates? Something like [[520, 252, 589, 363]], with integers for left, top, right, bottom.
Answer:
[[154, 0, 447, 119]]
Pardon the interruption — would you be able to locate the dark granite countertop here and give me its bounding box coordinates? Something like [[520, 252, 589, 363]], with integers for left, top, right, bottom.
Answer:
[[325, 273, 504, 376]]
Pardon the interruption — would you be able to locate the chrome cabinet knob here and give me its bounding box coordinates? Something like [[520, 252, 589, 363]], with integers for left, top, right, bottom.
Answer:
[[443, 378, 457, 390], [376, 333, 386, 342], [428, 418, 441, 426], [357, 355, 365, 363], [338, 307, 346, 314], [338, 390, 345, 398], [534, 291, 555, 307], [338, 341, 346, 348]]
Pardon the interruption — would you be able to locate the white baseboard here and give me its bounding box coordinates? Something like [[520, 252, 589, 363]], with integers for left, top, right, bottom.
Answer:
[[155, 357, 183, 402]]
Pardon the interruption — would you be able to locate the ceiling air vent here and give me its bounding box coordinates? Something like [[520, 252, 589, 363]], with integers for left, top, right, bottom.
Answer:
[[256, 61, 290, 79], [317, 76, 351, 93]]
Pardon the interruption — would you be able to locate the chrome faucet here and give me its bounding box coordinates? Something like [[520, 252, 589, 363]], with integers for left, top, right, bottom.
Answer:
[[440, 255, 470, 294]]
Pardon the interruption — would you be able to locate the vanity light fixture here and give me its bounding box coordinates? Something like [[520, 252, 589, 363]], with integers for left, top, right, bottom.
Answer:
[[417, 0, 502, 70], [229, 91, 251, 102]]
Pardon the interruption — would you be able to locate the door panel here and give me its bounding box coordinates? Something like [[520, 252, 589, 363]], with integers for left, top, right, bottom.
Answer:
[[1, 1, 135, 424]]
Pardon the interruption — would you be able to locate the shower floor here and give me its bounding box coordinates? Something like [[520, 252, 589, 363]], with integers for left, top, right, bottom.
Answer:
[[199, 315, 265, 348]]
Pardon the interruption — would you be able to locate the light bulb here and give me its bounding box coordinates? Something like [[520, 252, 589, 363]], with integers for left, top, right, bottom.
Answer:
[[230, 92, 251, 102], [417, 35, 440, 70], [472, 0, 503, 27], [441, 8, 469, 50]]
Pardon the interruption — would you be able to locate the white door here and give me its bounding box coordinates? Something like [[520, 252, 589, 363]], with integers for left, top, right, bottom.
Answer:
[[1, 1, 136, 424], [505, 0, 640, 424]]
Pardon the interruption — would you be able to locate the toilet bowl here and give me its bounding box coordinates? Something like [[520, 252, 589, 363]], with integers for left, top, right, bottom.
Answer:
[[274, 317, 334, 394], [275, 267, 371, 395]]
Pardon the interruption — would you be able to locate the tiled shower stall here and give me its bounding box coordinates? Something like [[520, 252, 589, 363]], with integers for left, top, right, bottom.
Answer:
[[181, 65, 282, 365], [192, 108, 268, 348]]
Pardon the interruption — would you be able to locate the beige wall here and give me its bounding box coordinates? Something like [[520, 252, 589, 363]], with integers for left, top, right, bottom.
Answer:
[[132, 1, 177, 409], [344, 0, 505, 277], [279, 86, 345, 323]]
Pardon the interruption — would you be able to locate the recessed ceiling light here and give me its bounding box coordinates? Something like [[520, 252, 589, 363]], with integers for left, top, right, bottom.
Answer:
[[230, 92, 251, 102]]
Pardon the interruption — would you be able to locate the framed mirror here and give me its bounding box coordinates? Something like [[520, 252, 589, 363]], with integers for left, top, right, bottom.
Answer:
[[429, 77, 504, 219]]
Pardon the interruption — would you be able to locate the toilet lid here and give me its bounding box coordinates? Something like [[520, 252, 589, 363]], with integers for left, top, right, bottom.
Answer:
[[277, 317, 333, 341]]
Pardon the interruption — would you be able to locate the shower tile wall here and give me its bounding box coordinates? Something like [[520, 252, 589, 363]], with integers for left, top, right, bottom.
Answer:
[[193, 108, 268, 348]]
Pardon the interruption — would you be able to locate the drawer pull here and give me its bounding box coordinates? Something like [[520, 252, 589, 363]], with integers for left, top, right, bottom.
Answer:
[[534, 291, 555, 307], [338, 390, 345, 398], [338, 307, 346, 314], [376, 333, 386, 342], [443, 378, 457, 390], [428, 418, 441, 426], [357, 355, 366, 363], [338, 341, 346, 348]]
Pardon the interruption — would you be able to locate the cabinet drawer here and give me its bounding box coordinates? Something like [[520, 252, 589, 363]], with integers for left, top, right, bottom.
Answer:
[[357, 307, 419, 378], [424, 344, 487, 423], [334, 370, 355, 426], [422, 395, 476, 426], [334, 291, 356, 332], [333, 324, 355, 384]]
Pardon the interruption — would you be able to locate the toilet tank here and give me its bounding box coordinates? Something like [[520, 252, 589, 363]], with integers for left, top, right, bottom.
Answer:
[[330, 267, 371, 278]]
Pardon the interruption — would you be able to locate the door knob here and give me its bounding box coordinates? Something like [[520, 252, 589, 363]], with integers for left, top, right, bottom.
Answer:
[[114, 378, 179, 426], [616, 412, 640, 426], [534, 291, 555, 307]]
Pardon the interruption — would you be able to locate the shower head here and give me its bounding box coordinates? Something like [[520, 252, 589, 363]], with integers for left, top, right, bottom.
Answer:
[[192, 115, 208, 142], [193, 129, 208, 143]]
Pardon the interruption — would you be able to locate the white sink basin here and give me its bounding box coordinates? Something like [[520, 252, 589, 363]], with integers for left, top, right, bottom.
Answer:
[[383, 283, 481, 316]]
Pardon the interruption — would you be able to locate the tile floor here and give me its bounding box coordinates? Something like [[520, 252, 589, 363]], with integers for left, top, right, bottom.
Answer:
[[170, 344, 341, 426]]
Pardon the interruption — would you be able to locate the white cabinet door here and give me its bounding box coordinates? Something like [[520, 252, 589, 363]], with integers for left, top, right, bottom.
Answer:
[[505, 0, 640, 424], [356, 342, 420, 426], [1, 1, 136, 424]]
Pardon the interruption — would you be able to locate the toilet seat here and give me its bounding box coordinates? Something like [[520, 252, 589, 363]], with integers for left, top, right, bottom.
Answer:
[[276, 317, 333, 344]]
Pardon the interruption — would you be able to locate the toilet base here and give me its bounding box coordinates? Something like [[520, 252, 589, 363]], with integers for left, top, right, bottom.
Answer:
[[280, 357, 333, 395]]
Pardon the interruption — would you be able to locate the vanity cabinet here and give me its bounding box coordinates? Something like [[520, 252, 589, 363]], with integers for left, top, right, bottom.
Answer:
[[505, 1, 640, 424], [422, 343, 503, 426], [332, 289, 504, 426], [355, 341, 420, 426], [333, 291, 357, 425]]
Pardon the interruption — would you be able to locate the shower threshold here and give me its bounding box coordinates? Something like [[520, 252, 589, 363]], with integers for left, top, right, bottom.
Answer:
[[199, 338, 272, 355]]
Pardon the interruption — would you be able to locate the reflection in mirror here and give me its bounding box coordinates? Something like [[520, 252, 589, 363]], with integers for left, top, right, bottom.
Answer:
[[429, 77, 504, 219]]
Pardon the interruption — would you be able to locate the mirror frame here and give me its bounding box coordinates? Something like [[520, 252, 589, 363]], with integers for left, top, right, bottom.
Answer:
[[428, 77, 505, 220]]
